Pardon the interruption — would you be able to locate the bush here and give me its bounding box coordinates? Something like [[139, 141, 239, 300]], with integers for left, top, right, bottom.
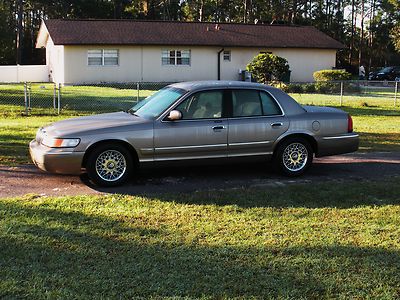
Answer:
[[315, 82, 341, 94], [313, 69, 352, 81], [247, 53, 290, 83], [303, 83, 316, 93], [284, 84, 304, 93]]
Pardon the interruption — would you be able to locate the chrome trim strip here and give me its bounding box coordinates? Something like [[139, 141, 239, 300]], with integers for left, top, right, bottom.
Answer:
[[153, 154, 227, 161], [44, 151, 81, 155], [140, 148, 154, 154], [229, 141, 271, 147], [322, 134, 359, 140], [228, 152, 273, 157], [155, 144, 226, 151]]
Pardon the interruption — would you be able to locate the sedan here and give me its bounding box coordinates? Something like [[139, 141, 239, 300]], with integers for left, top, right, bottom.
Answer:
[[369, 66, 400, 81], [30, 81, 359, 186]]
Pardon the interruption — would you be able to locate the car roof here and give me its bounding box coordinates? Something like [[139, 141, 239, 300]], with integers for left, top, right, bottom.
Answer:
[[169, 80, 269, 92]]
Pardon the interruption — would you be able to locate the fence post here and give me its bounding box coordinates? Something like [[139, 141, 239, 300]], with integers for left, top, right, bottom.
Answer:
[[57, 83, 61, 115], [340, 81, 344, 106], [27, 83, 31, 110], [23, 82, 28, 115], [395, 81, 398, 107], [136, 82, 140, 103], [53, 83, 57, 109]]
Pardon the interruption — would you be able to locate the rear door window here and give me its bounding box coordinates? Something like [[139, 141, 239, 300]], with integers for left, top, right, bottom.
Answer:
[[232, 90, 262, 117], [260, 91, 282, 116], [231, 89, 282, 117]]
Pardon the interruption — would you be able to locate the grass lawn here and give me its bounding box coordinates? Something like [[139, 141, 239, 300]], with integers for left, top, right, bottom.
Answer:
[[1, 178, 400, 298], [0, 83, 165, 115]]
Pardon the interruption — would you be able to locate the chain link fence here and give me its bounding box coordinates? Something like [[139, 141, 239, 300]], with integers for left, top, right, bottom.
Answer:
[[0, 81, 399, 116], [281, 80, 399, 108]]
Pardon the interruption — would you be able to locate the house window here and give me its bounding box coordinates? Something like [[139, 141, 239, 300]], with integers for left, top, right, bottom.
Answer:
[[162, 50, 191, 66], [88, 49, 119, 66], [223, 50, 231, 61]]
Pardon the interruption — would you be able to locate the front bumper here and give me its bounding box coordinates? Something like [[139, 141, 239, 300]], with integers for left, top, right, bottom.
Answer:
[[29, 140, 85, 175], [316, 133, 359, 157]]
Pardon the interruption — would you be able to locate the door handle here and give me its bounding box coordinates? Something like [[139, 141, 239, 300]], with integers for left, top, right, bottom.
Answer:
[[271, 122, 283, 128], [212, 125, 226, 131]]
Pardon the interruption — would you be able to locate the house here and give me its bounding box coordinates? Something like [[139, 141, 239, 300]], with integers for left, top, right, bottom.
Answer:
[[36, 19, 344, 84]]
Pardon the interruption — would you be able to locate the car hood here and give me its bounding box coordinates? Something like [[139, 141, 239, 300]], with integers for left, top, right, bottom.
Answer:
[[43, 111, 150, 137]]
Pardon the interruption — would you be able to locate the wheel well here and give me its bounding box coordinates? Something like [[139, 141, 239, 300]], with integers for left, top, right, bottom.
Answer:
[[274, 134, 318, 156], [82, 140, 139, 169]]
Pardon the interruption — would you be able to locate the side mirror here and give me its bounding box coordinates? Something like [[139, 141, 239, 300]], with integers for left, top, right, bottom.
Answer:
[[167, 110, 182, 121]]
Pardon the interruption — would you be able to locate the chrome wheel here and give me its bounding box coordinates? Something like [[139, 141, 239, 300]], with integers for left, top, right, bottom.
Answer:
[[95, 150, 127, 182], [282, 142, 308, 172]]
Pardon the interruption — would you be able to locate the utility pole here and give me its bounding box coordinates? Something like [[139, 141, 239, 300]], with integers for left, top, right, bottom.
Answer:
[[349, 0, 355, 68]]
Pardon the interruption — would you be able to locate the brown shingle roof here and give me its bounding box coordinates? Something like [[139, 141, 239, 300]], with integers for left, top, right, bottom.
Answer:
[[42, 19, 344, 49]]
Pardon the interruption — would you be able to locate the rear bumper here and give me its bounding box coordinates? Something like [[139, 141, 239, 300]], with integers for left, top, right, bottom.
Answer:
[[29, 140, 84, 175], [316, 133, 359, 157]]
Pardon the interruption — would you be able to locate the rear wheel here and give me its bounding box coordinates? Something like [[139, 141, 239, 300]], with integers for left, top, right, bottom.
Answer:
[[274, 137, 313, 177], [86, 143, 133, 187]]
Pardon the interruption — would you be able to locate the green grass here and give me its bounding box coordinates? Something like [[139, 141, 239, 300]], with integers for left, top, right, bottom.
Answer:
[[289, 91, 399, 108], [0, 83, 164, 116], [1, 178, 400, 298]]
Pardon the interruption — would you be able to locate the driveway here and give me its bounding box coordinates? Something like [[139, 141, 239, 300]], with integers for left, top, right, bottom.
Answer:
[[0, 152, 399, 198]]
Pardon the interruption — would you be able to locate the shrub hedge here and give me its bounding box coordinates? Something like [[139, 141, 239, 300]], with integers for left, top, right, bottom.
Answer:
[[313, 69, 352, 81]]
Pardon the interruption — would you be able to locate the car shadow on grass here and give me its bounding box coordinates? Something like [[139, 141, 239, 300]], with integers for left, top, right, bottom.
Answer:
[[1, 200, 399, 299], [84, 157, 400, 209]]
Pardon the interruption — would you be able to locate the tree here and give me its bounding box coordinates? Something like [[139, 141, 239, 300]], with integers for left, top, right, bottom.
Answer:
[[391, 25, 400, 52], [246, 53, 290, 83]]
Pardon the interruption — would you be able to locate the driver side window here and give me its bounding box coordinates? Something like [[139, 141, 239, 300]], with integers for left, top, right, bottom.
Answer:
[[175, 90, 223, 120]]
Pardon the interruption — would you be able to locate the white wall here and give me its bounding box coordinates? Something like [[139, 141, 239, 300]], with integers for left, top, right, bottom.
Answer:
[[46, 36, 64, 83], [62, 45, 219, 83], [273, 48, 336, 82], [0, 65, 49, 83], [221, 47, 336, 82], [57, 45, 337, 83], [142, 46, 219, 82], [63, 45, 142, 83]]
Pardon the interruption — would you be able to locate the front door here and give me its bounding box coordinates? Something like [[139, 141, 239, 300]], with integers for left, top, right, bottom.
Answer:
[[153, 90, 228, 161]]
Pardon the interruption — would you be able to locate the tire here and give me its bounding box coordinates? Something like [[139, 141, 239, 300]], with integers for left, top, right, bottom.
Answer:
[[86, 143, 133, 187], [274, 137, 313, 177]]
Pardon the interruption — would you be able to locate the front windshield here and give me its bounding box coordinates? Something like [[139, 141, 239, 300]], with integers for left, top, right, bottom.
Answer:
[[129, 87, 186, 119]]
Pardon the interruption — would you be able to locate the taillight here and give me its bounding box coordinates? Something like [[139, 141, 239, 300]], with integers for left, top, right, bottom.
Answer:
[[348, 114, 353, 133]]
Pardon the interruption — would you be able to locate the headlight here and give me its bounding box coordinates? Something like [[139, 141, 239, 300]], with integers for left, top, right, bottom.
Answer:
[[41, 137, 80, 148]]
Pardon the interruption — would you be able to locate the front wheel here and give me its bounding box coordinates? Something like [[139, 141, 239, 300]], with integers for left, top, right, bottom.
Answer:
[[274, 138, 313, 177], [86, 143, 133, 187]]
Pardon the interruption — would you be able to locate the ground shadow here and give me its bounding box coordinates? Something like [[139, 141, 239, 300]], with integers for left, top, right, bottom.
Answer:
[[85, 156, 400, 208], [1, 201, 399, 298]]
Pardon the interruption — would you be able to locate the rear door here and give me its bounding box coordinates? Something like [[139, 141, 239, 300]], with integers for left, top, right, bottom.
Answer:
[[153, 90, 228, 161], [227, 89, 289, 158]]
